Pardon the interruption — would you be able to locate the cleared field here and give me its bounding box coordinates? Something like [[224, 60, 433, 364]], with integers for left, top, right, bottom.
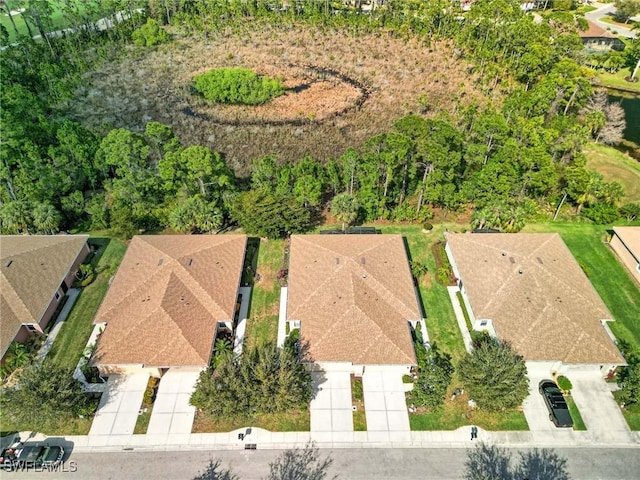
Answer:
[[584, 143, 640, 203], [68, 26, 487, 174]]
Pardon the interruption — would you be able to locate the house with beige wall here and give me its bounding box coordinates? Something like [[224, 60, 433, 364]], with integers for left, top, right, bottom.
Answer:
[[445, 232, 625, 378], [610, 227, 640, 284], [92, 235, 247, 376], [0, 235, 89, 363], [285, 234, 424, 376]]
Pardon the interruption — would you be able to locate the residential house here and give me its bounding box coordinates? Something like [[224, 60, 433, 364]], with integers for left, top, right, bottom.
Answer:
[[285, 234, 424, 376], [579, 20, 626, 53], [0, 235, 90, 362], [445, 232, 625, 377], [92, 235, 247, 376], [610, 226, 640, 283]]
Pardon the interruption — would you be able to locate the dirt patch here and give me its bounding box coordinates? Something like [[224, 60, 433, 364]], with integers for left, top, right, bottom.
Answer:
[[68, 25, 485, 174]]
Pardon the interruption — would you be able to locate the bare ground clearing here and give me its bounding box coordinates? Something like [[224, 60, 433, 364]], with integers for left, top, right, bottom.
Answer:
[[68, 25, 486, 174]]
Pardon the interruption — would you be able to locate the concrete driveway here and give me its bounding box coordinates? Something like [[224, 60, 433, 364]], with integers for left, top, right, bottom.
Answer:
[[89, 373, 149, 438], [522, 372, 557, 433], [362, 368, 410, 442], [585, 2, 637, 38], [310, 371, 353, 433], [147, 370, 201, 436], [569, 370, 633, 444]]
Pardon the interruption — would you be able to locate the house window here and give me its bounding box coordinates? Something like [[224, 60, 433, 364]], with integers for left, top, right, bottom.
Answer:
[[26, 324, 38, 333], [55, 292, 61, 300], [480, 320, 488, 327]]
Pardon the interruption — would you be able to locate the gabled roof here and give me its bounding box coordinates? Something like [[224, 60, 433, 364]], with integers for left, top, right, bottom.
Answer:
[[93, 235, 246, 368], [446, 233, 624, 365], [287, 235, 420, 365], [0, 235, 88, 358], [613, 226, 640, 261]]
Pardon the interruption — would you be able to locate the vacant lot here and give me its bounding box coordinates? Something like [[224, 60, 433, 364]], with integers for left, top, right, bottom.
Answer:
[[69, 25, 484, 173], [585, 143, 640, 203]]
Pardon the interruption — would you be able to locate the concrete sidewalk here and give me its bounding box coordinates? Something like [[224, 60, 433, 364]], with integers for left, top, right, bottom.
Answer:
[[22, 426, 638, 454], [36, 288, 81, 362]]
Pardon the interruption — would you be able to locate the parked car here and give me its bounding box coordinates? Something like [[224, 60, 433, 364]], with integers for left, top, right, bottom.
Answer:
[[1, 443, 64, 471], [539, 379, 574, 428]]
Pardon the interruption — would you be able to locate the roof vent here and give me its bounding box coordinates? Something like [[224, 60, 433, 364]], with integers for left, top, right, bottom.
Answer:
[[536, 257, 544, 265], [157, 259, 163, 266], [5, 260, 13, 267], [188, 258, 193, 266], [501, 252, 507, 257], [518, 269, 524, 274], [336, 257, 340, 264], [509, 257, 516, 264], [362, 273, 367, 279], [360, 257, 366, 265]]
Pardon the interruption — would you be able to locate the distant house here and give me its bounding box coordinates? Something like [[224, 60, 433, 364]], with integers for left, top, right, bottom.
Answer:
[[445, 232, 625, 377], [92, 235, 247, 376], [0, 235, 90, 363], [579, 20, 626, 53], [286, 234, 424, 375], [610, 227, 640, 284]]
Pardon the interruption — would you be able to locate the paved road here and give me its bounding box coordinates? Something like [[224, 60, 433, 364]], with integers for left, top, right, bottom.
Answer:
[[6, 447, 640, 479], [585, 3, 637, 39]]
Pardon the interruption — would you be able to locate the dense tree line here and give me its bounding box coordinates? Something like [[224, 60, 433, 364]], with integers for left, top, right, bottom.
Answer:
[[1, 0, 637, 238]]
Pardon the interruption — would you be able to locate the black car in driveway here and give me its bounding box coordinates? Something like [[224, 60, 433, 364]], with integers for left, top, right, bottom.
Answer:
[[539, 379, 574, 428]]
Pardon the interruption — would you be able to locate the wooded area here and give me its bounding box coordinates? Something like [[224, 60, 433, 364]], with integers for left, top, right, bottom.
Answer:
[[1, 0, 639, 238]]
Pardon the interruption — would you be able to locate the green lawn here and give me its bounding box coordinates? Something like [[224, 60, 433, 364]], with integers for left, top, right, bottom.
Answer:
[[1, 1, 103, 43], [521, 223, 640, 351], [598, 14, 638, 31], [613, 392, 640, 430], [192, 409, 310, 433], [48, 237, 127, 370], [378, 224, 468, 361], [566, 395, 587, 431], [243, 238, 285, 348], [584, 143, 640, 203], [596, 69, 640, 93]]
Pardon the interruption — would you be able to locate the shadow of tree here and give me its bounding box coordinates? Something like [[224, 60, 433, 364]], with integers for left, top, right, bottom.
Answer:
[[465, 443, 570, 480]]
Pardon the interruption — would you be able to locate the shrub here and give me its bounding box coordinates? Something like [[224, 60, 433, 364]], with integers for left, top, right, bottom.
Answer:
[[582, 202, 620, 224], [423, 222, 434, 231], [352, 378, 363, 401], [556, 375, 572, 392], [132, 19, 170, 47], [193, 68, 285, 105], [410, 261, 428, 280], [437, 266, 451, 285], [402, 374, 414, 384]]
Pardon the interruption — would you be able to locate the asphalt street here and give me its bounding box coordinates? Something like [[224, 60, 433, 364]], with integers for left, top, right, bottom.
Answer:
[[4, 447, 640, 480]]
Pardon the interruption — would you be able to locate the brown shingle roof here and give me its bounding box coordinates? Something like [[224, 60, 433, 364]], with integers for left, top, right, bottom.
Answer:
[[613, 226, 640, 261], [579, 20, 618, 39], [0, 235, 88, 358], [287, 235, 420, 365], [93, 235, 246, 368], [446, 233, 624, 365]]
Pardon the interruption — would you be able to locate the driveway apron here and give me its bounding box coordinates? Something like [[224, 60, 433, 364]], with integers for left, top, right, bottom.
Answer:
[[362, 368, 410, 435], [310, 371, 353, 432], [147, 370, 201, 435], [89, 373, 149, 436]]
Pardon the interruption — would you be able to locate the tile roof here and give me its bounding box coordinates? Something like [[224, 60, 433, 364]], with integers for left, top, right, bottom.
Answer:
[[93, 235, 246, 368], [287, 234, 420, 366], [446, 233, 624, 365], [0, 235, 88, 358], [613, 226, 640, 261]]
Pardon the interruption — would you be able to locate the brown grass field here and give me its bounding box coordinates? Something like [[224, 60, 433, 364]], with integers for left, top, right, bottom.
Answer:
[[68, 24, 487, 174]]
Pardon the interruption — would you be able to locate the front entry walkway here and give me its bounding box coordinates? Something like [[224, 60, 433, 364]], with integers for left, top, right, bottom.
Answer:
[[147, 370, 201, 437], [362, 368, 410, 442], [310, 371, 353, 433], [89, 373, 149, 438]]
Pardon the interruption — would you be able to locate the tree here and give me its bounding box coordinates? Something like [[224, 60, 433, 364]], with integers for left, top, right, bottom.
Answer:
[[615, 0, 640, 23], [599, 102, 627, 146], [32, 201, 61, 234], [264, 442, 337, 480], [465, 443, 570, 480], [231, 189, 312, 238], [190, 340, 312, 418], [0, 361, 96, 430], [132, 18, 171, 46], [192, 459, 238, 480], [458, 337, 529, 411], [331, 193, 359, 230], [409, 342, 454, 409]]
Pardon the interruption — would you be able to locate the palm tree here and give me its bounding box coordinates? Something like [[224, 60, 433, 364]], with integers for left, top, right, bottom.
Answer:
[[331, 193, 359, 231], [32, 202, 61, 234]]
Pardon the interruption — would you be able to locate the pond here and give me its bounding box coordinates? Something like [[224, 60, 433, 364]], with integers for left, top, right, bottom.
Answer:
[[606, 87, 640, 147]]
